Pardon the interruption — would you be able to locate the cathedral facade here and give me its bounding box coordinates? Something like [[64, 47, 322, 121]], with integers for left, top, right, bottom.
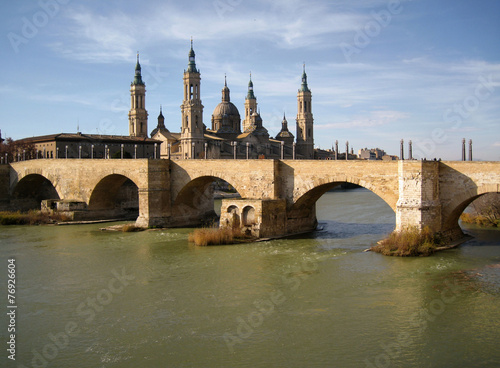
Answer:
[[130, 41, 314, 160]]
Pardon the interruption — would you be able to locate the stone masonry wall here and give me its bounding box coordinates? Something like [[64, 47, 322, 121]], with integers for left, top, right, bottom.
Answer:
[[396, 161, 442, 233]]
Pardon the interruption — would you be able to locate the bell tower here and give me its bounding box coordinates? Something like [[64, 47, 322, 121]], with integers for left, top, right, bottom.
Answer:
[[128, 53, 148, 137], [243, 73, 258, 132], [296, 64, 314, 159], [180, 39, 205, 159]]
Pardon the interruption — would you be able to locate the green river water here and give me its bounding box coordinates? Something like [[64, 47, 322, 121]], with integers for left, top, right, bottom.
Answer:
[[0, 188, 499, 367]]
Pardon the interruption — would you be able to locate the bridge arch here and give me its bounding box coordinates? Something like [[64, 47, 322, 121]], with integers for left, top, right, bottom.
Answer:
[[291, 176, 398, 213], [11, 173, 60, 211], [442, 184, 500, 233], [88, 174, 139, 218], [171, 175, 242, 226], [287, 178, 397, 234]]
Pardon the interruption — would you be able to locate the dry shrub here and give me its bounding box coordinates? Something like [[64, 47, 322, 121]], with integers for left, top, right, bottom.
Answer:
[[461, 193, 500, 227], [370, 227, 441, 257], [460, 212, 499, 228], [122, 224, 142, 232], [188, 226, 249, 246]]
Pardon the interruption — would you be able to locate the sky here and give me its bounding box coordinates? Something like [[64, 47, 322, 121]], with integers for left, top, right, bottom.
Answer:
[[1, 0, 499, 160]]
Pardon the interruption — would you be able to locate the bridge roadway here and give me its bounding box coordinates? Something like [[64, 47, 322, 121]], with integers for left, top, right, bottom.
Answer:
[[1, 159, 499, 240]]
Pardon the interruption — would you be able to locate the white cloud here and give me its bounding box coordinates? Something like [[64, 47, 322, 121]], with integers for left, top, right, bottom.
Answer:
[[48, 1, 367, 63], [317, 110, 409, 129]]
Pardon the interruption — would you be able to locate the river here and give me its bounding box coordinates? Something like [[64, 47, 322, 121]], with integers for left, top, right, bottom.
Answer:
[[1, 188, 499, 367]]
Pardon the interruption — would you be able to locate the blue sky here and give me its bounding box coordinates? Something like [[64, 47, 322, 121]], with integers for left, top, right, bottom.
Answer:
[[1, 0, 499, 160]]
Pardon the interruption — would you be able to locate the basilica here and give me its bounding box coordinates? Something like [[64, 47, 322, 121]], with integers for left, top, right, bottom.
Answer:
[[130, 41, 314, 159]]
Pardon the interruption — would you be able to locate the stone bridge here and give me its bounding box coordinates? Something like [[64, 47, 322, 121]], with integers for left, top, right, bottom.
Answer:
[[0, 159, 499, 241]]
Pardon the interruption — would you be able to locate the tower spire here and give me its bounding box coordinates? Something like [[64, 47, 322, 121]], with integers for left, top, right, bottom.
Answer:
[[222, 76, 230, 102], [129, 53, 148, 137], [300, 63, 310, 92], [181, 38, 204, 159], [296, 63, 313, 158], [187, 38, 198, 73], [132, 52, 144, 85], [246, 72, 256, 100]]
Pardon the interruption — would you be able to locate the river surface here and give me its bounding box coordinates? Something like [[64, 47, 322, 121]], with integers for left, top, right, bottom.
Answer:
[[1, 188, 499, 368]]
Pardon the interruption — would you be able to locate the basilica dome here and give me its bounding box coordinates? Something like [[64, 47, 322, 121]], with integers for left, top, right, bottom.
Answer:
[[212, 100, 240, 118], [211, 79, 241, 135]]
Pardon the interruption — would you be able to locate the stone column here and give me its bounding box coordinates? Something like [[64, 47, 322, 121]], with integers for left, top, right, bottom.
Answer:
[[468, 139, 472, 161], [335, 140, 338, 160], [462, 138, 466, 161], [345, 141, 349, 160], [408, 140, 413, 160], [400, 139, 404, 160]]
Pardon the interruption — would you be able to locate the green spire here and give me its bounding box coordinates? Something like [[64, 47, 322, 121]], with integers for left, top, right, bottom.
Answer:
[[132, 52, 145, 86], [187, 38, 198, 73], [299, 63, 310, 92], [222, 75, 230, 102], [246, 72, 256, 100]]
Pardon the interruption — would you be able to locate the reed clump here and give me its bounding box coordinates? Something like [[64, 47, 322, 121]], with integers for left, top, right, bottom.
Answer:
[[0, 210, 70, 225], [188, 226, 252, 246], [460, 193, 500, 228], [370, 227, 442, 257], [460, 212, 500, 228]]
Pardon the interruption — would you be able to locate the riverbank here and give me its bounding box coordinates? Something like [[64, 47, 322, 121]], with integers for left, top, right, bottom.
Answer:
[[0, 210, 70, 225]]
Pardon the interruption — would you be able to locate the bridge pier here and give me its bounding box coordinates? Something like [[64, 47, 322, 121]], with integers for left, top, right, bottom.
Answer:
[[135, 161, 171, 228], [395, 160, 462, 240]]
